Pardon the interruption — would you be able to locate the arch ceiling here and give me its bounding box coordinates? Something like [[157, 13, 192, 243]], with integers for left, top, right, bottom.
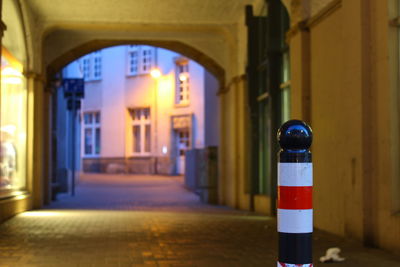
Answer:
[[27, 0, 258, 25], [24, 0, 262, 84]]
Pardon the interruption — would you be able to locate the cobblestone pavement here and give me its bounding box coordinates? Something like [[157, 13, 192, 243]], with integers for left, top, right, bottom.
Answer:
[[0, 174, 400, 267]]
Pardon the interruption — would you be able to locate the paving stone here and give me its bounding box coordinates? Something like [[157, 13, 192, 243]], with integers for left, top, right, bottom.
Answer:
[[0, 174, 399, 266]]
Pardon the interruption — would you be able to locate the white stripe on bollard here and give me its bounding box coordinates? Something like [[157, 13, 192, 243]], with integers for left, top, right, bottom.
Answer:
[[278, 163, 313, 186], [277, 209, 313, 233]]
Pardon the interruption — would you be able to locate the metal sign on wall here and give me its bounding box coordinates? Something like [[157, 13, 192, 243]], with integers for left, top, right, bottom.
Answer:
[[63, 78, 85, 98]]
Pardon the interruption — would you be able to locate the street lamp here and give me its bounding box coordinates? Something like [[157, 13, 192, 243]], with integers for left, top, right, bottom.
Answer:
[[179, 72, 188, 82], [150, 68, 162, 174], [150, 68, 161, 79]]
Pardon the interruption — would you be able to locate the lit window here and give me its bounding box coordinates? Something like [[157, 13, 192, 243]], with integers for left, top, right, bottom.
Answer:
[[83, 111, 101, 156], [127, 45, 154, 76], [175, 60, 190, 105], [129, 108, 151, 155]]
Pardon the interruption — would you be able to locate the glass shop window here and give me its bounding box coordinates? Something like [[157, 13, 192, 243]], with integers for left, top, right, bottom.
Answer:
[[0, 47, 28, 195]]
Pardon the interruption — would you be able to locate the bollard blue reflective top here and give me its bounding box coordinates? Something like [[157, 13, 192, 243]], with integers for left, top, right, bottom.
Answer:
[[277, 120, 312, 151]]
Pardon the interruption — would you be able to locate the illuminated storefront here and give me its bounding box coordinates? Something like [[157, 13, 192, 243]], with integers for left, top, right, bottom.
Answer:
[[0, 0, 28, 200], [0, 48, 27, 197]]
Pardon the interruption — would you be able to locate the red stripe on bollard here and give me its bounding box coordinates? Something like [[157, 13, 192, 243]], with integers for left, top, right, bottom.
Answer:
[[278, 186, 312, 210]]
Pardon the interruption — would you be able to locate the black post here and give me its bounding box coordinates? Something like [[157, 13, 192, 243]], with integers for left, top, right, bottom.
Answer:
[[71, 93, 76, 196], [277, 120, 313, 266], [63, 78, 84, 196]]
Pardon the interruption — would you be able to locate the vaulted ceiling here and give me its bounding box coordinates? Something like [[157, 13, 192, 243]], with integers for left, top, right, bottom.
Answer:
[[23, 0, 268, 79], [22, 0, 300, 81], [26, 0, 259, 27]]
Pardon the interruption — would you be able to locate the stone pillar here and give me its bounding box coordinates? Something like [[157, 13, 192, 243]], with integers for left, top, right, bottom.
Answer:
[[31, 74, 46, 208], [42, 83, 54, 205]]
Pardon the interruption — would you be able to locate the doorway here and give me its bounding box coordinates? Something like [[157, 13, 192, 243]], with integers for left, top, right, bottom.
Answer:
[[175, 128, 190, 175]]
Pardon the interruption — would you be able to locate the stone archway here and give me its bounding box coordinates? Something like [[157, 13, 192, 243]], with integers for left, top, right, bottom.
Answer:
[[46, 39, 225, 90], [43, 38, 225, 203], [37, 5, 239, 209]]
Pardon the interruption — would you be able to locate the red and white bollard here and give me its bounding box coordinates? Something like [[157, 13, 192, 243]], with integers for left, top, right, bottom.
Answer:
[[277, 120, 313, 267]]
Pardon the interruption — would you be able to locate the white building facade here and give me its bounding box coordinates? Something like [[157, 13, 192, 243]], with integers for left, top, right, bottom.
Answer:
[[64, 45, 219, 175]]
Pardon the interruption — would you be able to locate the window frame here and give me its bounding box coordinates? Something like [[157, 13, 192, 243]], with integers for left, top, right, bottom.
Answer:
[[245, 1, 290, 212], [80, 51, 102, 82], [127, 45, 139, 76], [82, 57, 91, 81], [82, 111, 101, 158], [280, 49, 291, 123], [129, 107, 151, 156], [92, 51, 102, 81], [175, 58, 190, 106], [126, 45, 155, 76]]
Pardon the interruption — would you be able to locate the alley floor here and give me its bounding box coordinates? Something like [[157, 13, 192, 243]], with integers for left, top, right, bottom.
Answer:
[[0, 174, 400, 267]]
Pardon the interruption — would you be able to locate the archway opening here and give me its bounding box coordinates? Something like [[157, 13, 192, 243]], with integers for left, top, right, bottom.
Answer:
[[48, 44, 221, 211]]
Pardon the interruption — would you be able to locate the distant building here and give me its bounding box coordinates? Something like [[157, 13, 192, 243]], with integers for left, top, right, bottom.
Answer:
[[63, 45, 219, 175]]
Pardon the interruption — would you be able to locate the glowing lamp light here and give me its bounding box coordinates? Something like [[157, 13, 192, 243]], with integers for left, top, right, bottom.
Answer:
[[179, 72, 188, 82], [150, 68, 161, 79], [1, 125, 17, 135], [20, 211, 69, 217], [162, 146, 168, 155], [18, 132, 27, 141], [20, 211, 59, 217], [1, 66, 23, 85]]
